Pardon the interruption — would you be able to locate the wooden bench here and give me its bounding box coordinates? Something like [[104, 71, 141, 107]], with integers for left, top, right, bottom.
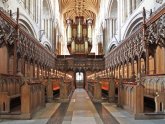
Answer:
[[0, 74, 22, 113], [0, 92, 21, 113]]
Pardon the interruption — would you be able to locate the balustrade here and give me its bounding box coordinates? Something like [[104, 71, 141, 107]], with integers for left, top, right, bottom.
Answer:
[[105, 5, 165, 78]]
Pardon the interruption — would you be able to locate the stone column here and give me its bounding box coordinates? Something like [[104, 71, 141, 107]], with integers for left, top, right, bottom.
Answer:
[[117, 0, 122, 40], [47, 18, 50, 40], [123, 0, 128, 21], [40, 0, 43, 30], [130, 0, 132, 14], [30, 0, 33, 17], [110, 18, 113, 40], [52, 21, 54, 51], [66, 19, 73, 43], [103, 19, 108, 53], [112, 19, 116, 37], [49, 19, 52, 42], [107, 18, 110, 43], [132, 0, 136, 10], [87, 18, 93, 44], [127, 0, 131, 16]]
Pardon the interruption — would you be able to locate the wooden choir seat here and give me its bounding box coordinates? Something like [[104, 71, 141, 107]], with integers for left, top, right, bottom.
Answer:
[[0, 74, 22, 113], [53, 85, 60, 91]]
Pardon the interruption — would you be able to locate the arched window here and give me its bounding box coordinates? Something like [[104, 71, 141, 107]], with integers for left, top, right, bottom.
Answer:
[[76, 72, 84, 82]]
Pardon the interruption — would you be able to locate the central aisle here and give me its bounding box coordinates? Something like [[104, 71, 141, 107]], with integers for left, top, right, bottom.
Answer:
[[62, 89, 103, 124]]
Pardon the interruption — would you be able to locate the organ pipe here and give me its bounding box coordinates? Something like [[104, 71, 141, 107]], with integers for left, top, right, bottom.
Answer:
[[87, 18, 93, 43], [66, 18, 73, 43], [66, 16, 93, 55]]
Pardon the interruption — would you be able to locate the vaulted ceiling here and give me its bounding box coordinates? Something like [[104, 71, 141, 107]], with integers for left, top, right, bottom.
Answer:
[[60, 0, 100, 22]]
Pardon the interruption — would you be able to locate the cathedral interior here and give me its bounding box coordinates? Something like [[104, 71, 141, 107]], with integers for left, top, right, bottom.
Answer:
[[0, 0, 165, 124]]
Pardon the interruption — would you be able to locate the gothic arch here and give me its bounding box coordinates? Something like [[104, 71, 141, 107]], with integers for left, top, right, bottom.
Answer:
[[123, 11, 149, 39], [124, 17, 143, 38], [19, 19, 35, 37], [13, 12, 37, 38], [108, 43, 117, 52], [43, 41, 52, 51]]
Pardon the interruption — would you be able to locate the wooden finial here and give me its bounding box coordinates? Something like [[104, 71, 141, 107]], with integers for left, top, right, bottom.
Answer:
[[150, 9, 153, 16], [143, 7, 146, 23], [16, 8, 19, 24], [9, 10, 12, 17]]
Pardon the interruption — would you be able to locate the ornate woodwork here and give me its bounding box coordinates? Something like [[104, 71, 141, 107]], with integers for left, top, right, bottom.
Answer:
[[55, 55, 105, 72], [105, 5, 165, 76], [0, 8, 55, 71]]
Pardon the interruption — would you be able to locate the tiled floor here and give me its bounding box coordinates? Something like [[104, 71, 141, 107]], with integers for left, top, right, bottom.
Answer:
[[94, 102, 119, 124], [1, 89, 165, 124], [102, 102, 165, 124], [0, 103, 60, 124], [62, 89, 103, 124]]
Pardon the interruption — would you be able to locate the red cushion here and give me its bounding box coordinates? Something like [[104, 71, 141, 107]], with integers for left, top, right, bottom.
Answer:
[[53, 86, 60, 91]]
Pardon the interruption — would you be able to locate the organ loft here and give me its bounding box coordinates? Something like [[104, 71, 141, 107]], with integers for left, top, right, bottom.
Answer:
[[0, 0, 165, 124], [66, 17, 93, 54]]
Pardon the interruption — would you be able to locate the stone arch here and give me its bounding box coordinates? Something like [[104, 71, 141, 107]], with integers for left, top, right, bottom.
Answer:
[[124, 17, 143, 38], [41, 0, 54, 47], [19, 19, 35, 37], [108, 42, 117, 52], [105, 0, 118, 54], [43, 41, 52, 51], [12, 12, 37, 38], [123, 11, 149, 39]]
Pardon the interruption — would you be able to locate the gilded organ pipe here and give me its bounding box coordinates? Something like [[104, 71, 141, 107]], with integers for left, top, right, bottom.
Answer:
[[66, 16, 93, 55]]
